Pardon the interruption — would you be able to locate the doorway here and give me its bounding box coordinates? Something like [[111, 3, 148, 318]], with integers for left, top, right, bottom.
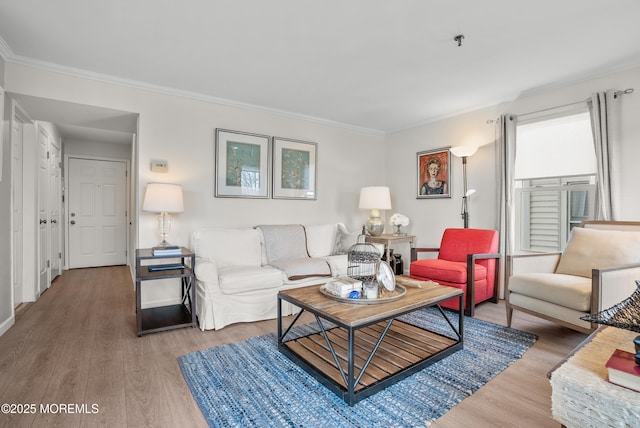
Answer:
[[5, 92, 138, 312], [67, 157, 129, 268]]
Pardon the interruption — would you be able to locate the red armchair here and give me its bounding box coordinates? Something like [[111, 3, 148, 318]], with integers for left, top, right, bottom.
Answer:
[[410, 228, 500, 316]]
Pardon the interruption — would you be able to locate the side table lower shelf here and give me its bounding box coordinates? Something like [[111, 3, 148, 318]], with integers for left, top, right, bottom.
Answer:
[[139, 304, 194, 336], [135, 247, 197, 337]]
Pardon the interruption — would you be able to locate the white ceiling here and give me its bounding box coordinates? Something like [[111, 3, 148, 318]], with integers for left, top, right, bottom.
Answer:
[[1, 0, 640, 135]]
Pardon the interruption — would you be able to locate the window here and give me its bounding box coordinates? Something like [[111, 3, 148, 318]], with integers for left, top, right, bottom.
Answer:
[[514, 109, 596, 252]]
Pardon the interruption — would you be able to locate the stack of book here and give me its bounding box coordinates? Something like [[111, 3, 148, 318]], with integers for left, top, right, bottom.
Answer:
[[152, 245, 182, 256], [605, 349, 640, 393]]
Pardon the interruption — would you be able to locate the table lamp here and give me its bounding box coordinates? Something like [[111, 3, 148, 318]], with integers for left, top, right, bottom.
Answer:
[[359, 186, 392, 236], [142, 182, 184, 248]]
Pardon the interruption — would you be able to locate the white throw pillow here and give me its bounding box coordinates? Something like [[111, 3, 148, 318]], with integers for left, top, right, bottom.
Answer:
[[332, 224, 360, 255], [555, 227, 640, 278], [304, 224, 338, 258]]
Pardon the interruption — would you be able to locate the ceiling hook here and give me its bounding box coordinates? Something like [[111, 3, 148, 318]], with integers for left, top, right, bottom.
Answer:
[[454, 34, 465, 47]]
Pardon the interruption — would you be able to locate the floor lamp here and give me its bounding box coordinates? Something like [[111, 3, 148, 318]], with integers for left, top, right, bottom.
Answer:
[[450, 146, 478, 228]]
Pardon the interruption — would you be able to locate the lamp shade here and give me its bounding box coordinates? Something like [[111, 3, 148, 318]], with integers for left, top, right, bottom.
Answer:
[[359, 186, 392, 210], [450, 146, 479, 158], [142, 183, 184, 213]]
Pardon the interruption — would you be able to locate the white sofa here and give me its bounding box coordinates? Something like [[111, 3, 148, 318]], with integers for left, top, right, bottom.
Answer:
[[191, 223, 373, 330]]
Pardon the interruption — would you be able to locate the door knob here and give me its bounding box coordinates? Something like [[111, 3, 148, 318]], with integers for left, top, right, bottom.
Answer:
[[70, 220, 76, 225], [40, 219, 47, 224], [51, 219, 57, 224]]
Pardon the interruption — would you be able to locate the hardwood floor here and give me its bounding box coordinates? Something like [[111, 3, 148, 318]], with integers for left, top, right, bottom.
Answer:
[[0, 266, 586, 427]]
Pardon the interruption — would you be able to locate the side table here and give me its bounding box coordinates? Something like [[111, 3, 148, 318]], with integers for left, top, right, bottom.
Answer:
[[365, 234, 415, 271], [135, 247, 197, 336], [550, 326, 640, 426]]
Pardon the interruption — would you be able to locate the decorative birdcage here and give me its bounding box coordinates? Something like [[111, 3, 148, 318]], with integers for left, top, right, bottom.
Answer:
[[347, 229, 381, 282]]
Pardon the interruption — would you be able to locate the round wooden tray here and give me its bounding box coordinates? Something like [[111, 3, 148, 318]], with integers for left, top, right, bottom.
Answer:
[[319, 284, 407, 305]]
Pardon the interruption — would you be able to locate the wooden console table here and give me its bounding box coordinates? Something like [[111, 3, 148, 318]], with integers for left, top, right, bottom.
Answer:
[[550, 326, 640, 426], [365, 234, 415, 269]]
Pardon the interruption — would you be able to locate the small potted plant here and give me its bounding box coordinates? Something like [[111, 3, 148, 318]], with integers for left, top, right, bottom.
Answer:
[[389, 213, 409, 236]]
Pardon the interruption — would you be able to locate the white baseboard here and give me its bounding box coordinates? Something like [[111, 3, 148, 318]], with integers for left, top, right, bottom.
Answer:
[[0, 315, 15, 337]]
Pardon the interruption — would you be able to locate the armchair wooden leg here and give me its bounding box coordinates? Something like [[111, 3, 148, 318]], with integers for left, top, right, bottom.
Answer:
[[464, 305, 474, 317], [490, 256, 500, 304], [506, 305, 513, 327]]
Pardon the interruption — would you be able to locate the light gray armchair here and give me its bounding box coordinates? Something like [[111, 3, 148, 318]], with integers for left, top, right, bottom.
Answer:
[[506, 221, 640, 334]]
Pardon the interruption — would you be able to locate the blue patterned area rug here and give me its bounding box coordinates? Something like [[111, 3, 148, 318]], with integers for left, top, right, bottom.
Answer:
[[178, 308, 536, 427]]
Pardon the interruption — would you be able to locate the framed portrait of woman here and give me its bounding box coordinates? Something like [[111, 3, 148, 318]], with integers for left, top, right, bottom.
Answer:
[[416, 147, 451, 199]]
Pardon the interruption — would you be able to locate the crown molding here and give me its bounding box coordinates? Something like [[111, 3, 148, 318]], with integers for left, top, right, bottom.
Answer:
[[4, 53, 385, 137]]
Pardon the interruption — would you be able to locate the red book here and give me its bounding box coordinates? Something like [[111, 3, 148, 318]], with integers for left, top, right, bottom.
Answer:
[[605, 349, 640, 393]]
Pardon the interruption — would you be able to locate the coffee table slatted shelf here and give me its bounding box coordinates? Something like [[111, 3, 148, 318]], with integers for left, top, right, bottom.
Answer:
[[285, 320, 458, 391]]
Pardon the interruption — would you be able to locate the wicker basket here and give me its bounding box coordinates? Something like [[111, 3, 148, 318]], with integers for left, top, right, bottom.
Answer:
[[347, 232, 381, 282]]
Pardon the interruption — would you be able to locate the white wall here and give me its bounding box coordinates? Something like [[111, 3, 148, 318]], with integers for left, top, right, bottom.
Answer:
[[386, 108, 500, 251], [386, 66, 640, 253], [4, 62, 386, 306], [2, 59, 638, 321], [64, 139, 132, 160]]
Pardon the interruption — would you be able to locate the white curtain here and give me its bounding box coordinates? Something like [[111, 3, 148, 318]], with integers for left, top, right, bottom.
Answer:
[[495, 114, 517, 297], [589, 90, 622, 220]]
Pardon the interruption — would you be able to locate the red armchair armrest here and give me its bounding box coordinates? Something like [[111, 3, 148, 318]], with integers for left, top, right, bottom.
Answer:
[[411, 247, 440, 261], [466, 252, 501, 316]]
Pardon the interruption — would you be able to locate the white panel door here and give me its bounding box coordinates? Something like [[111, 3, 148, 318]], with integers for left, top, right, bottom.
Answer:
[[37, 127, 49, 294], [49, 139, 62, 279], [68, 158, 127, 268]]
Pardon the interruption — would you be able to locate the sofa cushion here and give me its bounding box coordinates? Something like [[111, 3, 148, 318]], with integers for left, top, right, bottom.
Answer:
[[333, 224, 360, 255], [217, 265, 283, 294], [270, 257, 331, 280], [410, 259, 487, 284], [508, 272, 592, 312], [192, 228, 262, 268], [555, 227, 640, 278], [304, 224, 338, 258]]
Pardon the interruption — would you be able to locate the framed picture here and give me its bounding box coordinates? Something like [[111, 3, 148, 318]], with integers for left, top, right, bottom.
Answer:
[[272, 137, 317, 200], [215, 129, 271, 198], [417, 147, 451, 199]]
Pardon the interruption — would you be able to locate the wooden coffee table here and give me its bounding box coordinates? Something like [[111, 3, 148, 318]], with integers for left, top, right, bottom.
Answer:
[[277, 280, 464, 406]]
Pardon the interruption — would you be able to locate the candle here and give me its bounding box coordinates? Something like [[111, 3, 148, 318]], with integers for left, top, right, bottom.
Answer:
[[364, 282, 378, 299]]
